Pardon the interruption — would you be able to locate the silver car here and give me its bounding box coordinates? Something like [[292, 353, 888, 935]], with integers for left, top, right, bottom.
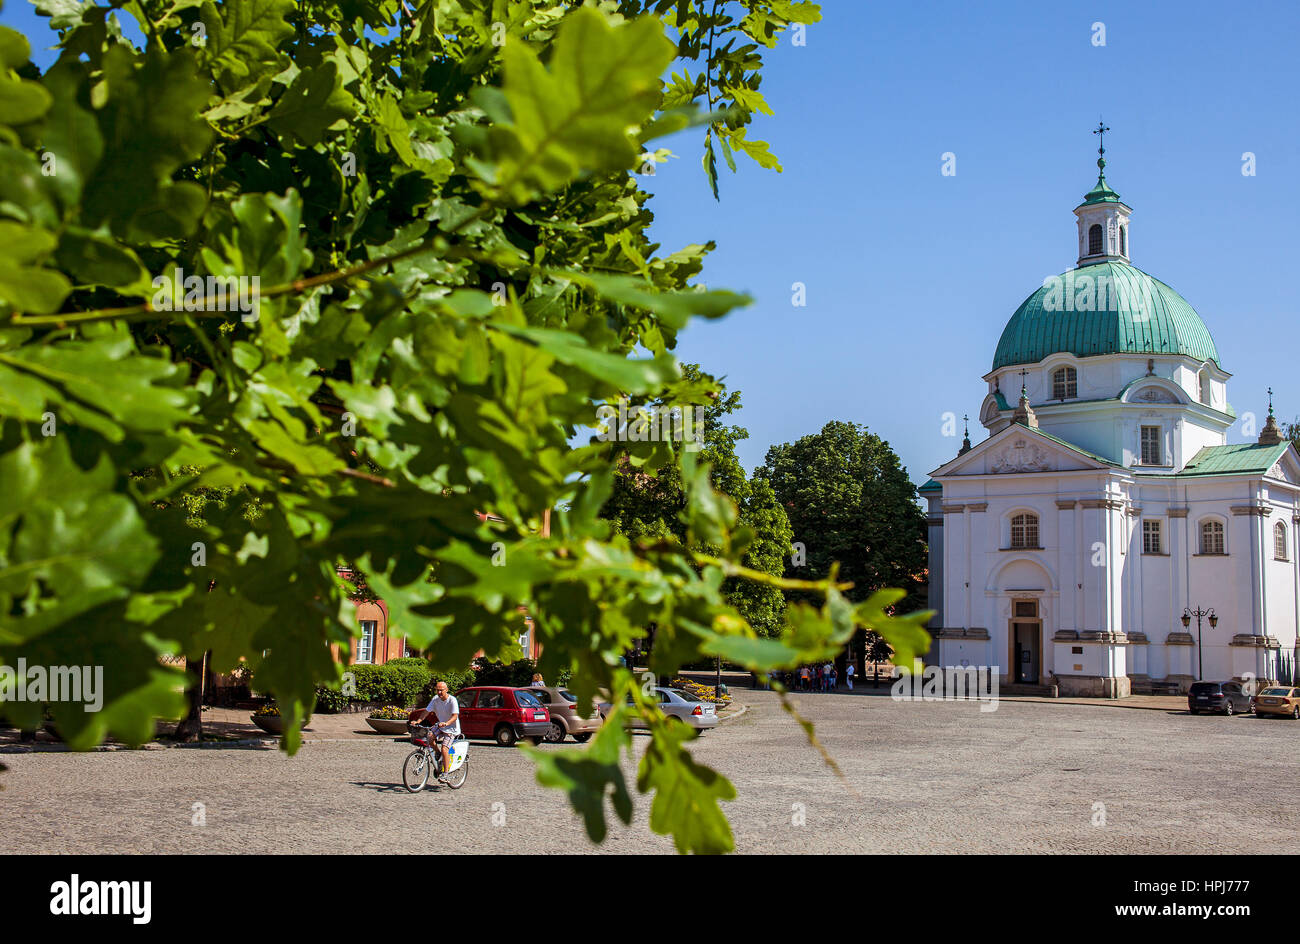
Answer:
[[599, 686, 719, 732]]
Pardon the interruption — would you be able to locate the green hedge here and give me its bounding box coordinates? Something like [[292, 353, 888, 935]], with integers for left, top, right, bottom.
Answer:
[[471, 658, 570, 688], [313, 660, 477, 713]]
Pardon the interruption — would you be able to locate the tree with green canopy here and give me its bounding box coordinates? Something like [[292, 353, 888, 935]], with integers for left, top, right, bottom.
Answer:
[[0, 0, 929, 853]]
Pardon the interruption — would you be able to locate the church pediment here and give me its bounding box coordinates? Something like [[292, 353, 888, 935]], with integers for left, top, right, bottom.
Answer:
[[1266, 446, 1300, 484], [932, 425, 1114, 478]]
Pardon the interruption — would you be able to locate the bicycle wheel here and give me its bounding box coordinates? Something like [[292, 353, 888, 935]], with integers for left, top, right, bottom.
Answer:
[[403, 749, 430, 793], [443, 757, 468, 790]]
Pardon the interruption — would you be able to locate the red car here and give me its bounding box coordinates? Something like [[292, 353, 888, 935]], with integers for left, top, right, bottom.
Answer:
[[456, 686, 551, 747]]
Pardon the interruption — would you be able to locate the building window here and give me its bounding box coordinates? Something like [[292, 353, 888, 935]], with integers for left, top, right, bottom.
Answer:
[[1140, 425, 1162, 465], [1013, 600, 1038, 618], [1120, 225, 1127, 256], [1088, 224, 1103, 255], [1010, 513, 1039, 549], [1142, 519, 1162, 554], [1198, 372, 1211, 406], [1275, 521, 1288, 560], [357, 619, 377, 664], [1199, 520, 1225, 555], [1052, 366, 1077, 400]]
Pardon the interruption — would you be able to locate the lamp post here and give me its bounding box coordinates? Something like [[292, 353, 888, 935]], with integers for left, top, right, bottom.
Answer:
[[1181, 606, 1218, 681]]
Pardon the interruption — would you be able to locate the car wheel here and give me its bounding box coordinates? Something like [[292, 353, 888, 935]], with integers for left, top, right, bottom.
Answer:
[[1224, 701, 1234, 716], [1188, 708, 1198, 715], [494, 725, 518, 747], [572, 732, 592, 743], [1293, 706, 1299, 720], [545, 721, 566, 743]]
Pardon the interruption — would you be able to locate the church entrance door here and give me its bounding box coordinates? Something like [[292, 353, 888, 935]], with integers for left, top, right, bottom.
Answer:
[[1013, 623, 1040, 683]]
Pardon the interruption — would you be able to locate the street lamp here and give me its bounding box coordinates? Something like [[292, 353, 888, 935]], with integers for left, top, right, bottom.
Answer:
[[1181, 606, 1218, 681]]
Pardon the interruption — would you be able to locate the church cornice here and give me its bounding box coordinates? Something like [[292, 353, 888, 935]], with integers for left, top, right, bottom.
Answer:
[[981, 352, 1233, 385]]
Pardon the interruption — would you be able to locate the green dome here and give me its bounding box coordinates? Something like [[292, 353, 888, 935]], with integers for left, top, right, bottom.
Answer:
[[992, 261, 1221, 371]]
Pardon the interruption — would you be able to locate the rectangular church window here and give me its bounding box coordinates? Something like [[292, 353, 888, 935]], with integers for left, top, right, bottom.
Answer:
[[1140, 426, 1161, 465], [1142, 519, 1162, 554]]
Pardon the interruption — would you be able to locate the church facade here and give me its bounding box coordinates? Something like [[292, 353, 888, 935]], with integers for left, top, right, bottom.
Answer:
[[921, 143, 1300, 697]]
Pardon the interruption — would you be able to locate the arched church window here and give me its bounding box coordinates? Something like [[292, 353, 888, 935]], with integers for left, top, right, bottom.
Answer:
[[1198, 372, 1211, 405], [1275, 521, 1288, 560], [1052, 366, 1077, 399], [1199, 520, 1225, 555], [1010, 513, 1039, 549], [1088, 224, 1103, 256], [1120, 225, 1127, 256]]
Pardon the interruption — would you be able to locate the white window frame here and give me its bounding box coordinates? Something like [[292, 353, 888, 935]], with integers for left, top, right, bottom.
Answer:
[[1140, 425, 1162, 465], [1142, 519, 1162, 555], [1199, 520, 1226, 556], [1010, 513, 1039, 549], [1275, 521, 1288, 560], [357, 619, 377, 664], [1052, 366, 1077, 400]]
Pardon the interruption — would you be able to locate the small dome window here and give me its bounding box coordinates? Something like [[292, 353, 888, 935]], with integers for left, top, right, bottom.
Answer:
[[1052, 366, 1077, 399], [1120, 225, 1127, 256], [1198, 372, 1211, 405], [1088, 224, 1103, 255]]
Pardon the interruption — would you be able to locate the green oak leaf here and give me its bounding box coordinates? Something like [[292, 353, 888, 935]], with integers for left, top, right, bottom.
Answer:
[[478, 7, 676, 203], [638, 720, 737, 854]]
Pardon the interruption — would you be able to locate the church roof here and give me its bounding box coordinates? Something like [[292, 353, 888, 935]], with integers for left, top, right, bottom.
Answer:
[[1078, 173, 1123, 207], [918, 478, 942, 492], [1176, 442, 1289, 477], [992, 260, 1221, 371]]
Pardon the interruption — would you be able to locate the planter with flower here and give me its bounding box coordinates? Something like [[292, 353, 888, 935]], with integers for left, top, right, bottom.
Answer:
[[670, 678, 733, 709], [365, 705, 414, 735], [250, 702, 312, 736]]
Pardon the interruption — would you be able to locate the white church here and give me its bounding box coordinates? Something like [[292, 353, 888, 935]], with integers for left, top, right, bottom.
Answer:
[[921, 133, 1300, 697]]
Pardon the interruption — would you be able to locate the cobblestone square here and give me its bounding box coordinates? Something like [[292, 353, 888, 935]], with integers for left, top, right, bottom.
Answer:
[[3, 691, 1295, 854]]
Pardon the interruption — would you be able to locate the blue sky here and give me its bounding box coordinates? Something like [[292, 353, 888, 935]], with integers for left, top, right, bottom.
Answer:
[[5, 0, 1299, 488], [642, 0, 1300, 484]]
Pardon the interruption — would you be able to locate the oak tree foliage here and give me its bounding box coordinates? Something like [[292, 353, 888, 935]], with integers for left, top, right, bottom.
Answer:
[[0, 0, 928, 853]]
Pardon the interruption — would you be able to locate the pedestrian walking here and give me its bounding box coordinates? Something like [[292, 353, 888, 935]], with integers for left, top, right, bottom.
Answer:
[[846, 661, 855, 690]]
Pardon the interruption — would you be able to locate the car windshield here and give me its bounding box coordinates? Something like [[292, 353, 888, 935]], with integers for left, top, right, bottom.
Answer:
[[515, 691, 541, 707], [1189, 683, 1220, 693], [557, 690, 578, 703], [666, 688, 703, 703], [1260, 688, 1291, 696]]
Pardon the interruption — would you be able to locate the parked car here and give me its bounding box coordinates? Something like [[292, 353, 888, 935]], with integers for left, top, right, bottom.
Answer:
[[1252, 686, 1300, 719], [598, 686, 719, 732], [527, 686, 602, 743], [456, 686, 551, 746], [1187, 680, 1253, 715]]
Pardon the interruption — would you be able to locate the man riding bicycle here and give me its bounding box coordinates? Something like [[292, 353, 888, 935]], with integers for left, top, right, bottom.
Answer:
[[415, 681, 460, 782]]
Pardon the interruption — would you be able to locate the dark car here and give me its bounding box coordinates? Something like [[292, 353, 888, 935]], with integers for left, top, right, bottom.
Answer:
[[1188, 680, 1253, 715], [456, 686, 552, 746]]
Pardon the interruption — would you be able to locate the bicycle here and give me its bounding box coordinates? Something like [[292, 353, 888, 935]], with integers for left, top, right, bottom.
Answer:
[[403, 724, 469, 792]]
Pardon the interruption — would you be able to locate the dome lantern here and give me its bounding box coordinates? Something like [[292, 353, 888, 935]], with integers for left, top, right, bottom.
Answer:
[[1074, 121, 1131, 266]]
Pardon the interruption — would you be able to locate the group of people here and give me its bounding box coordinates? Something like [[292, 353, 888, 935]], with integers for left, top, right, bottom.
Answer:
[[778, 661, 857, 692]]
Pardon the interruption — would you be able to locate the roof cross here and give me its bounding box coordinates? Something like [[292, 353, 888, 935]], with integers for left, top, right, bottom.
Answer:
[[1093, 120, 1110, 173], [1093, 120, 1110, 154]]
